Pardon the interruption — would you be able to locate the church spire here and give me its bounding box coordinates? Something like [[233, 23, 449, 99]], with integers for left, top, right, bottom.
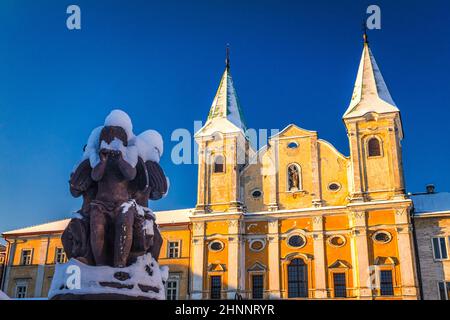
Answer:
[[343, 33, 399, 119], [206, 46, 247, 131]]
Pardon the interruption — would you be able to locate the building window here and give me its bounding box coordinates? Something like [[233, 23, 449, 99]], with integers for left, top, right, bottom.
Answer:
[[210, 276, 222, 299], [287, 258, 308, 298], [287, 142, 298, 149], [209, 240, 224, 252], [432, 237, 448, 260], [20, 249, 33, 265], [252, 274, 264, 299], [287, 234, 306, 248], [249, 239, 266, 252], [328, 235, 346, 248], [251, 189, 262, 199], [333, 273, 347, 298], [380, 270, 394, 296], [167, 241, 180, 258], [287, 164, 301, 192], [372, 231, 392, 244], [213, 155, 225, 173], [368, 137, 382, 157], [438, 282, 450, 300], [327, 182, 341, 192], [166, 277, 179, 300], [55, 247, 67, 264], [15, 282, 27, 299]]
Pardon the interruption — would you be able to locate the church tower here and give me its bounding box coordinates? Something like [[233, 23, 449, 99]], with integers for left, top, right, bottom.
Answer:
[[344, 34, 406, 202], [194, 48, 249, 214]]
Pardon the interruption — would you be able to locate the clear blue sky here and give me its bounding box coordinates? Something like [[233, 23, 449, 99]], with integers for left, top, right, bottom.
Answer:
[[0, 0, 449, 235]]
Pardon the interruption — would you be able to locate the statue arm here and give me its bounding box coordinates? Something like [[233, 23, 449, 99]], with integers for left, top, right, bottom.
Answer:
[[118, 156, 137, 181], [91, 152, 108, 181]]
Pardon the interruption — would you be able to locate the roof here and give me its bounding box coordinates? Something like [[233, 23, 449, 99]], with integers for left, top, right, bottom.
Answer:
[[411, 192, 450, 215], [343, 40, 399, 119], [196, 63, 246, 136], [2, 208, 193, 237]]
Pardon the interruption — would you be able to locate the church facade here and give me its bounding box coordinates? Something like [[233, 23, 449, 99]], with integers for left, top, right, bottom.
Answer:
[[2, 36, 448, 300]]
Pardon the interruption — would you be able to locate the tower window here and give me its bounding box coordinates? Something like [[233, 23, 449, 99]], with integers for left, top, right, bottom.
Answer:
[[213, 155, 225, 173], [368, 137, 382, 157]]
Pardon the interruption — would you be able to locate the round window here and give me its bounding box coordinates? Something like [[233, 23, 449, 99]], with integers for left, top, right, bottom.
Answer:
[[251, 190, 262, 199], [287, 142, 298, 149], [209, 240, 224, 252], [328, 183, 341, 192], [287, 235, 306, 248], [249, 239, 265, 252], [328, 235, 346, 248], [373, 231, 392, 244]]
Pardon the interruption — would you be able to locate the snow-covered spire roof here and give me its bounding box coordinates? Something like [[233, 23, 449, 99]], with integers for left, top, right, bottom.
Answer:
[[205, 49, 247, 132], [343, 36, 399, 119]]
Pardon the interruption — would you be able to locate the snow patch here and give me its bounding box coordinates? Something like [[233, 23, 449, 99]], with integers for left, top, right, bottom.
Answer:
[[100, 138, 138, 168], [48, 254, 168, 300], [104, 109, 134, 140], [134, 130, 164, 163]]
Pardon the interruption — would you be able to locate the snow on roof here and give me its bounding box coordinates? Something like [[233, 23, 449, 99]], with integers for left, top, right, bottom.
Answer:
[[2, 209, 194, 236], [411, 192, 450, 215], [343, 42, 399, 119], [200, 65, 246, 134]]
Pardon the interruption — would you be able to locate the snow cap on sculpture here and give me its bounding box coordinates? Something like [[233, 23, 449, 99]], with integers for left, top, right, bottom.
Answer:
[[135, 130, 164, 163], [104, 109, 134, 140]]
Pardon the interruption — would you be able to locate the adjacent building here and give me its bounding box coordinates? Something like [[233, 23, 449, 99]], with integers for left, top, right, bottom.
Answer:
[[0, 244, 6, 287], [411, 187, 450, 300], [1, 36, 448, 300]]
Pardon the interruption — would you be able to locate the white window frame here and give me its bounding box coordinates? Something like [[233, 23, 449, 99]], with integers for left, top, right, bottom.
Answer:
[[20, 249, 33, 265], [55, 247, 67, 264], [431, 237, 449, 261], [15, 281, 28, 299], [166, 274, 180, 300], [437, 281, 450, 300], [167, 240, 181, 259]]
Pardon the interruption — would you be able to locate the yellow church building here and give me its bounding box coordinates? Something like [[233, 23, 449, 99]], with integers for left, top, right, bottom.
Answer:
[[0, 36, 428, 300]]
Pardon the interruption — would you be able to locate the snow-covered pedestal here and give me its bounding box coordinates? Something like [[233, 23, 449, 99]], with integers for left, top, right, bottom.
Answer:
[[49, 254, 168, 300]]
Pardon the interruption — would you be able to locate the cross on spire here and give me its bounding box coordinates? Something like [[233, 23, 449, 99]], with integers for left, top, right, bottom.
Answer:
[[362, 21, 369, 44], [225, 44, 230, 69]]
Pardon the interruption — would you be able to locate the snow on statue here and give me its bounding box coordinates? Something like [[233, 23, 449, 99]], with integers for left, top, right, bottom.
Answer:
[[49, 110, 169, 300]]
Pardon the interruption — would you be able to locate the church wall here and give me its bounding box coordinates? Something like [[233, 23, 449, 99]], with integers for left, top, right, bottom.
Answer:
[[318, 141, 350, 207]]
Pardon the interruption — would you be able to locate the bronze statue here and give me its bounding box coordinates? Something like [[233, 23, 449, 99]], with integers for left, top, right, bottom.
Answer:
[[63, 125, 167, 268]]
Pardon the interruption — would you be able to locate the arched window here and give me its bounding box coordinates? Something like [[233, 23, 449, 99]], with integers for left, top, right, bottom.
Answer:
[[287, 259, 308, 298], [368, 137, 382, 157], [213, 155, 225, 173], [287, 164, 301, 191]]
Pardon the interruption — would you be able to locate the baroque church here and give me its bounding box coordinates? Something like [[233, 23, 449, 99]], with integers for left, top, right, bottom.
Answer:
[[1, 35, 449, 300]]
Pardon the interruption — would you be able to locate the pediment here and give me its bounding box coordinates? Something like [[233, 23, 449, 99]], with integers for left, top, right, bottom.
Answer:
[[271, 124, 316, 139], [328, 259, 352, 269], [374, 256, 398, 266], [208, 263, 227, 272], [248, 262, 267, 272]]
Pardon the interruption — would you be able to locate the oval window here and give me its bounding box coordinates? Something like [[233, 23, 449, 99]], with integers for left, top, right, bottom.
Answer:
[[287, 235, 306, 248], [251, 190, 262, 199], [209, 241, 224, 252], [287, 142, 298, 149], [328, 235, 346, 248], [249, 239, 265, 252], [328, 183, 341, 192], [373, 231, 392, 244]]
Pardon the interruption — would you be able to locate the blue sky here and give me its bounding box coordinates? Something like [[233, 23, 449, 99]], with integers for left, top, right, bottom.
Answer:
[[0, 0, 449, 235]]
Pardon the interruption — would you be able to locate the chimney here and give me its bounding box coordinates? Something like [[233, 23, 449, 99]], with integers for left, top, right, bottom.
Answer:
[[426, 184, 436, 194]]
